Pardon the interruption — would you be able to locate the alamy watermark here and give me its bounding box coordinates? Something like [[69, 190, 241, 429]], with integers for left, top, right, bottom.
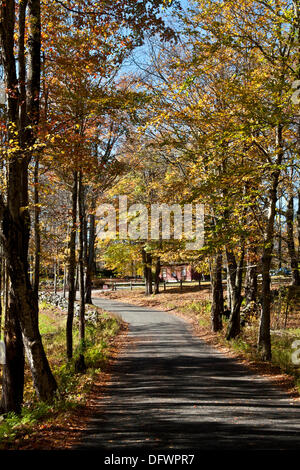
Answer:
[[96, 196, 204, 250], [291, 80, 300, 105], [291, 340, 300, 365], [0, 341, 5, 365]]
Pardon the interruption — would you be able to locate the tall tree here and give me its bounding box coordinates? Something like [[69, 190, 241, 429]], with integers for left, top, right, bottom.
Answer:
[[0, 0, 57, 413]]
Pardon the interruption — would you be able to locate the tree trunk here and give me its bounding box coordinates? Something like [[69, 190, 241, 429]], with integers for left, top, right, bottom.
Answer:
[[210, 253, 223, 332], [0, 251, 2, 339], [75, 172, 86, 373], [85, 211, 96, 305], [66, 171, 78, 360], [4, 260, 9, 332], [278, 196, 282, 270], [33, 156, 40, 302], [245, 264, 258, 305], [286, 194, 300, 286], [147, 253, 153, 295], [63, 264, 67, 299], [142, 249, 148, 295], [53, 258, 57, 294], [0, 0, 57, 408], [0, 295, 24, 414], [259, 249, 273, 361], [226, 264, 232, 311], [258, 124, 283, 361], [142, 248, 153, 295], [297, 190, 300, 262], [75, 263, 79, 292], [154, 257, 161, 295], [226, 246, 245, 340], [3, 200, 58, 402]]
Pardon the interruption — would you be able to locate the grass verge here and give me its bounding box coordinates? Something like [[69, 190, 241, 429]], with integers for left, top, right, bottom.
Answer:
[[184, 299, 300, 392]]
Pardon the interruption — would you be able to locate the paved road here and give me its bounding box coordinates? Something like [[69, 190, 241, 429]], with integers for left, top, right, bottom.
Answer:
[[77, 297, 300, 450]]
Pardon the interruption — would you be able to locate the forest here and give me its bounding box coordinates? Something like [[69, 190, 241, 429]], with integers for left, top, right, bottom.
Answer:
[[0, 0, 299, 451]]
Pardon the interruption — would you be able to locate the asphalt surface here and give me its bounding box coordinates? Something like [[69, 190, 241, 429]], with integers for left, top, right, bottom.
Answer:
[[77, 297, 300, 451]]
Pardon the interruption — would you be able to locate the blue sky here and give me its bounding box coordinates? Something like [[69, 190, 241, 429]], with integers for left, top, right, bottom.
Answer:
[[120, 0, 193, 77]]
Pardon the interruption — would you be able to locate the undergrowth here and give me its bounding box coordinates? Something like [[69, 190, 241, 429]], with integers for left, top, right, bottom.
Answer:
[[183, 299, 300, 393]]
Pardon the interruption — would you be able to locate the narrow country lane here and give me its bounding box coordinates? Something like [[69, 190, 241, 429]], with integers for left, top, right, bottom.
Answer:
[[77, 297, 300, 451]]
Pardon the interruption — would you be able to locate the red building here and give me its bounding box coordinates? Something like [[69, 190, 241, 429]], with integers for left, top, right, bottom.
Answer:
[[160, 264, 202, 282]]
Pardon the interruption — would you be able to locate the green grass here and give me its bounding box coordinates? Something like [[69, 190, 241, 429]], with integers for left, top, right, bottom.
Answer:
[[286, 328, 300, 335], [39, 310, 63, 335], [0, 402, 54, 442], [0, 304, 122, 448], [183, 299, 211, 327], [271, 332, 300, 378]]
